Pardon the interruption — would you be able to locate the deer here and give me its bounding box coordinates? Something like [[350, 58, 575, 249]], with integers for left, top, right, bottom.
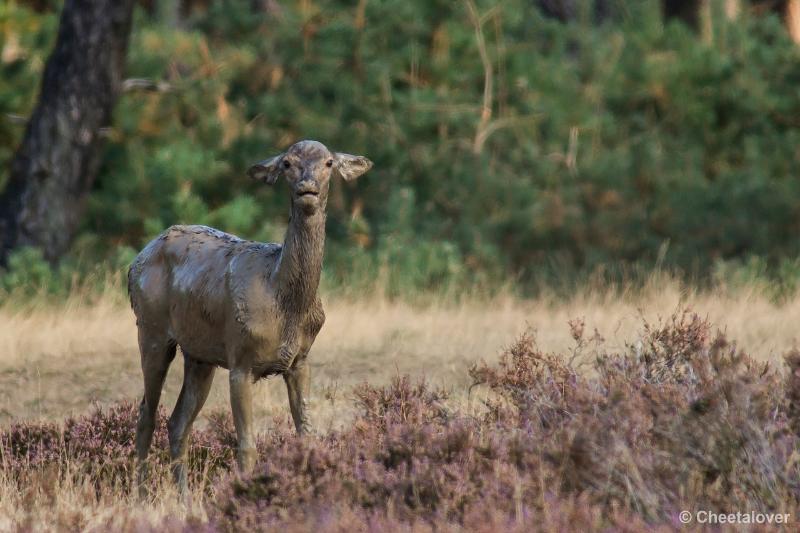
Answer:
[[127, 140, 372, 494]]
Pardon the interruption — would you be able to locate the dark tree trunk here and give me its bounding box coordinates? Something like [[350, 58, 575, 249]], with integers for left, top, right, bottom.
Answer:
[[0, 0, 135, 264], [534, 0, 614, 23], [19, 0, 56, 13], [663, 0, 704, 28], [138, 0, 158, 17], [536, 0, 580, 21]]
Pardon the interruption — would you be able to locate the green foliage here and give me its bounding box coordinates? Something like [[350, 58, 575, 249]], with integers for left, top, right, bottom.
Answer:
[[0, 2, 57, 189], [0, 245, 132, 300], [2, 1, 800, 296], [0, 247, 57, 295]]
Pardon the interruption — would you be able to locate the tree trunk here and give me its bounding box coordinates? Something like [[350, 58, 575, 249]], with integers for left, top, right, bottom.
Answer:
[[663, 0, 740, 42], [724, 0, 741, 19], [786, 0, 800, 44], [0, 0, 135, 264], [663, 0, 702, 29], [138, 0, 158, 18], [534, 0, 613, 24], [18, 0, 55, 13]]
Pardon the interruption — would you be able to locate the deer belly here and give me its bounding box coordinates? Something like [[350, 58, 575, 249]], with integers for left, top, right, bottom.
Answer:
[[174, 330, 227, 365], [169, 307, 228, 365]]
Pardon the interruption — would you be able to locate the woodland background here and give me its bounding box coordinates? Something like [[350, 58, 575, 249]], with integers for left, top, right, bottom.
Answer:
[[1, 0, 800, 298]]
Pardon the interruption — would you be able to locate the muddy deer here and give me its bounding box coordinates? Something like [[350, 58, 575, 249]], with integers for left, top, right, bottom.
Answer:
[[128, 140, 372, 493]]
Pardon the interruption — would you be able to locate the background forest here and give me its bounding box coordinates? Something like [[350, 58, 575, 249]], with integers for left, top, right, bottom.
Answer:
[[2, 0, 800, 298]]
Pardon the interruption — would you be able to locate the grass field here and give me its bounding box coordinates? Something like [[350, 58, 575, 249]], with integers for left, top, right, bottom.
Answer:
[[2, 279, 800, 530], [0, 280, 797, 426]]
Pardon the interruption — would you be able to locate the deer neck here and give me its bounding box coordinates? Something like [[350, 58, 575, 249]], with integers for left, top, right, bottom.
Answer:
[[273, 205, 326, 313]]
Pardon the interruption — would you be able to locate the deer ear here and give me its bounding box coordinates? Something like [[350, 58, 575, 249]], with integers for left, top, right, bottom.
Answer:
[[333, 152, 373, 181], [247, 154, 284, 185]]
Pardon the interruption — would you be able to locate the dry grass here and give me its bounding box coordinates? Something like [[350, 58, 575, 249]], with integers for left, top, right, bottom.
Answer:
[[0, 469, 203, 531], [1, 280, 799, 429]]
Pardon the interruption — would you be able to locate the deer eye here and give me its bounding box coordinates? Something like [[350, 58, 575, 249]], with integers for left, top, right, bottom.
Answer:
[[282, 160, 291, 169], [326, 159, 333, 168]]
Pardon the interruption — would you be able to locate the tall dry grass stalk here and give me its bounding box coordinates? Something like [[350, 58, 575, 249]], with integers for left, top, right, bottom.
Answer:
[[0, 465, 207, 531]]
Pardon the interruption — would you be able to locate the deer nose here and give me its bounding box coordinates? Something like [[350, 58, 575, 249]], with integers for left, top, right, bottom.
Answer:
[[296, 181, 319, 196]]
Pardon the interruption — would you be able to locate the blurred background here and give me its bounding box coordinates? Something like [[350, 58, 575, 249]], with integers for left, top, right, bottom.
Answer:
[[1, 0, 800, 300]]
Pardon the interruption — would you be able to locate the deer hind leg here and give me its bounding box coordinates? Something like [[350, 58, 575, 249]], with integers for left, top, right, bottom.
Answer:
[[167, 355, 215, 494], [135, 329, 177, 498]]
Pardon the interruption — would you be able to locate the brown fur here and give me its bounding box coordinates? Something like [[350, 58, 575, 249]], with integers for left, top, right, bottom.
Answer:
[[128, 140, 372, 494]]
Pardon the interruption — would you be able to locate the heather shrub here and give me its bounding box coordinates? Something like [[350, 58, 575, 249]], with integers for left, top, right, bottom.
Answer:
[[215, 310, 800, 530], [1, 419, 61, 468], [353, 375, 451, 431], [0, 402, 236, 494], [471, 309, 799, 522]]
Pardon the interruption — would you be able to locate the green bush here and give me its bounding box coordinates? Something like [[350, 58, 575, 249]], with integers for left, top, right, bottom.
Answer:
[[0, 247, 59, 295]]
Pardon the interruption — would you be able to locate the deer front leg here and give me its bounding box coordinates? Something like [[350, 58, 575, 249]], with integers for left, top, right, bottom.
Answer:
[[284, 359, 312, 435], [229, 367, 256, 472]]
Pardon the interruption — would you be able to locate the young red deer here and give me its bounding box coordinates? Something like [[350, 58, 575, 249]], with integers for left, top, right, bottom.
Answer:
[[128, 140, 372, 494]]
